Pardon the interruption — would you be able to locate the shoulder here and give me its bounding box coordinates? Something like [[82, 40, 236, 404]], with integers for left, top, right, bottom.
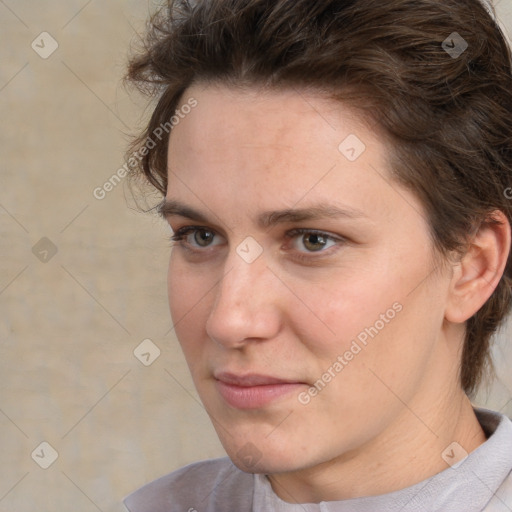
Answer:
[[476, 408, 512, 511], [483, 471, 512, 511], [123, 457, 254, 512]]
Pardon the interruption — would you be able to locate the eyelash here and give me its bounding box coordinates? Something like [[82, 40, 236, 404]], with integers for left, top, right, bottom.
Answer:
[[169, 226, 345, 261]]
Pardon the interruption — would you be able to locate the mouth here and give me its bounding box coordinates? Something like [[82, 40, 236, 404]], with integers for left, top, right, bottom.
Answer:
[[214, 372, 306, 409]]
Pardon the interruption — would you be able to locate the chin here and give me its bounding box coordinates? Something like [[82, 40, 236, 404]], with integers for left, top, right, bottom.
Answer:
[[202, 391, 330, 474], [217, 431, 313, 475], [229, 448, 301, 474]]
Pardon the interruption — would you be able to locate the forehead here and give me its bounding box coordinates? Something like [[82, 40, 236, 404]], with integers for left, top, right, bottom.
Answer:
[[170, 83, 372, 157], [165, 83, 419, 228]]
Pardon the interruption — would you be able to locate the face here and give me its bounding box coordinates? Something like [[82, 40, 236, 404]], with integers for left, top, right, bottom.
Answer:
[[164, 83, 453, 475]]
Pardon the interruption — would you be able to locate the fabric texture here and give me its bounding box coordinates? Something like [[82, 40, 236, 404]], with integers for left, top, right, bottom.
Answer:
[[124, 408, 512, 512]]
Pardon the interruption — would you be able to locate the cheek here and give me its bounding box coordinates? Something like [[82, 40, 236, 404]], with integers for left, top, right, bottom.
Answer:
[[290, 263, 424, 390], [312, 275, 444, 414], [289, 271, 392, 358]]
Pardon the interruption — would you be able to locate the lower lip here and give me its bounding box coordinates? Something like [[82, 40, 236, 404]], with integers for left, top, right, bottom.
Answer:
[[216, 380, 304, 409]]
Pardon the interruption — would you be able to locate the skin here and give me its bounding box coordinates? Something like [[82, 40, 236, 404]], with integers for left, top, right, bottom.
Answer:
[[162, 83, 510, 503]]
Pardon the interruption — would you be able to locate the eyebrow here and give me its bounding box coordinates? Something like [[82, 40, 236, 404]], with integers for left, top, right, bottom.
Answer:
[[158, 199, 367, 228]]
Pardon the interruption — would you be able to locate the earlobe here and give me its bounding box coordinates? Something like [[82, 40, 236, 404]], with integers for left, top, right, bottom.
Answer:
[[445, 210, 511, 324]]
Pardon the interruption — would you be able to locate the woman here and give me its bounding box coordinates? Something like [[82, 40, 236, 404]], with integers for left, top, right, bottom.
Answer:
[[123, 0, 512, 510]]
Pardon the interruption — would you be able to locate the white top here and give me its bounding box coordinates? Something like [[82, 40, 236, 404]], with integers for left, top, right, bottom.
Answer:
[[124, 408, 512, 512]]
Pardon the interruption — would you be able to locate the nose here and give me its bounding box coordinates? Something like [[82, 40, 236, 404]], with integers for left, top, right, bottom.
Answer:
[[205, 251, 282, 349]]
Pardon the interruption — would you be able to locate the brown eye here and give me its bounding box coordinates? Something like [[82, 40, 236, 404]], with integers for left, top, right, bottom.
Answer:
[[170, 226, 225, 250], [288, 229, 340, 254], [302, 233, 329, 252], [193, 229, 215, 247]]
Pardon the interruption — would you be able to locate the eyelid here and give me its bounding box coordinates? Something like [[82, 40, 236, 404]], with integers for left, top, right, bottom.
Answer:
[[286, 226, 341, 235], [284, 228, 345, 243]]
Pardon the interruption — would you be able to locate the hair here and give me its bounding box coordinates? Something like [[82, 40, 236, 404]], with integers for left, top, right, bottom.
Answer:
[[125, 0, 512, 396]]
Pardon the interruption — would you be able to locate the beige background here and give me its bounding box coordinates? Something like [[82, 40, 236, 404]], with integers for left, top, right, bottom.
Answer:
[[1, 1, 512, 511]]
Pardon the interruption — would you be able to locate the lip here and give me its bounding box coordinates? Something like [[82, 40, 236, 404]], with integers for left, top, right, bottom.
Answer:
[[214, 372, 306, 409]]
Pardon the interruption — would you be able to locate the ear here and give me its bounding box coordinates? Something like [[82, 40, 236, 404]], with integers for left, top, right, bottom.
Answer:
[[445, 210, 511, 324]]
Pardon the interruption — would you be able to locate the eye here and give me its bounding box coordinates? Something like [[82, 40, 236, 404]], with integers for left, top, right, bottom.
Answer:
[[191, 229, 215, 247], [171, 227, 223, 249], [288, 229, 340, 253]]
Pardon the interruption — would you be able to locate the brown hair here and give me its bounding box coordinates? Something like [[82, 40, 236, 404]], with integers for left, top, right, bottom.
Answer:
[[126, 0, 512, 396]]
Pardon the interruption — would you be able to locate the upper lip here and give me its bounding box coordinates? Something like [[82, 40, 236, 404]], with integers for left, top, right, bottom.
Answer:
[[214, 372, 303, 387]]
